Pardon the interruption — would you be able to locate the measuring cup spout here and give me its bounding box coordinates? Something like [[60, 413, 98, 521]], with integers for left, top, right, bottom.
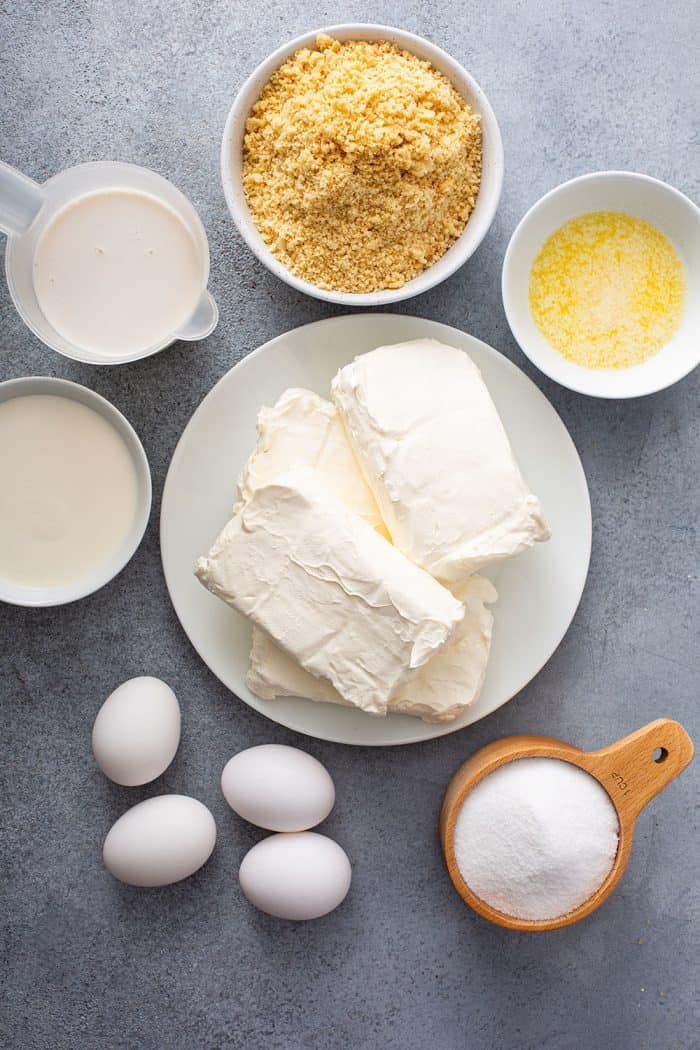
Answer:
[[175, 290, 219, 343], [0, 161, 45, 236]]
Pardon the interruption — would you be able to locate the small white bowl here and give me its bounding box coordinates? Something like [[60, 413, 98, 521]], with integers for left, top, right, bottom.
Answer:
[[502, 171, 700, 398], [0, 377, 152, 607], [221, 23, 504, 306]]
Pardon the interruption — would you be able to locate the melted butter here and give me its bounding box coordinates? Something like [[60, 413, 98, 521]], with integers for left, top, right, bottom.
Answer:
[[529, 211, 686, 369]]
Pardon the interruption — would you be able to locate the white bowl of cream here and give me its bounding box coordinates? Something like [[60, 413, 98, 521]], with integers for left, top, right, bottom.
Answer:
[[0, 377, 151, 606]]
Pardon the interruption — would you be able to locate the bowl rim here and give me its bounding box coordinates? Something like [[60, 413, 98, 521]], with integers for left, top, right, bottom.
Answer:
[[220, 22, 504, 306], [0, 376, 152, 607], [502, 169, 700, 398]]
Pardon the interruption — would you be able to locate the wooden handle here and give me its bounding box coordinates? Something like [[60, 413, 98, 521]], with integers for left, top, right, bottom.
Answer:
[[585, 718, 694, 823]]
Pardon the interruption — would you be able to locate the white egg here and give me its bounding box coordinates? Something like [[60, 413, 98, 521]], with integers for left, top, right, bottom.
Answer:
[[221, 744, 335, 832], [239, 832, 351, 920], [92, 676, 181, 786], [103, 795, 216, 887]]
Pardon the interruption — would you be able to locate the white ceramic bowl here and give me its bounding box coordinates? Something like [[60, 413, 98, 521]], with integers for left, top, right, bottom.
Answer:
[[0, 377, 152, 607], [502, 171, 700, 398], [221, 23, 504, 306]]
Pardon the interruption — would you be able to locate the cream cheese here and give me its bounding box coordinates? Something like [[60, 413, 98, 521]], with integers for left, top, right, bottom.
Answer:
[[238, 386, 497, 721], [236, 387, 386, 536], [248, 574, 496, 722], [195, 471, 464, 716], [331, 339, 550, 583]]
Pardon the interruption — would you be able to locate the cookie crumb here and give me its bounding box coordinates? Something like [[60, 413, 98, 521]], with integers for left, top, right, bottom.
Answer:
[[242, 35, 482, 293]]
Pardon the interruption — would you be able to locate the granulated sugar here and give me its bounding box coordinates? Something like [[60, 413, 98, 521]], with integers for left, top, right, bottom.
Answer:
[[453, 758, 619, 921]]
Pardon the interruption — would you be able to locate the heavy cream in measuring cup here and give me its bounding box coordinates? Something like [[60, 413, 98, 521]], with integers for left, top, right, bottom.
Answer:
[[32, 189, 202, 356], [0, 395, 138, 587]]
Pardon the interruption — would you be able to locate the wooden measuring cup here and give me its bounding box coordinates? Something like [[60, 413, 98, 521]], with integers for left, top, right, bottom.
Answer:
[[439, 718, 694, 932]]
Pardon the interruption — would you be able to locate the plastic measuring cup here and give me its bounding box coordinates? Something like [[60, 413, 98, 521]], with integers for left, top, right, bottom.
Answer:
[[0, 160, 218, 365]]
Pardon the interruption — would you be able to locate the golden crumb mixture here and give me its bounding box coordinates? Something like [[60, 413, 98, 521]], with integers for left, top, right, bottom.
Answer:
[[242, 35, 482, 292], [529, 212, 686, 369]]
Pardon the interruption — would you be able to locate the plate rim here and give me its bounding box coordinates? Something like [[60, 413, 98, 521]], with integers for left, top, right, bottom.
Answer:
[[160, 313, 592, 746]]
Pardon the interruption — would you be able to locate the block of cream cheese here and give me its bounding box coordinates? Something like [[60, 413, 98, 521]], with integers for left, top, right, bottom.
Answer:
[[332, 340, 550, 582], [247, 574, 497, 723], [238, 386, 497, 722], [238, 385, 390, 712], [195, 471, 464, 716], [236, 388, 386, 536]]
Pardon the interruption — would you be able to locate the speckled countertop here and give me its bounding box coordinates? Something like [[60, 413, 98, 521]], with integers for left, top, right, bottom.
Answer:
[[1, 2, 698, 1048]]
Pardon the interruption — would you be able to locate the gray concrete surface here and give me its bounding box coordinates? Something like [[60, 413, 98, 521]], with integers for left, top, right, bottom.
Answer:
[[1, 2, 698, 1048]]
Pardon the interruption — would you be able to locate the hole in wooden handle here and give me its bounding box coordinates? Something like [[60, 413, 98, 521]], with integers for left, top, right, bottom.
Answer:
[[590, 719, 694, 822]]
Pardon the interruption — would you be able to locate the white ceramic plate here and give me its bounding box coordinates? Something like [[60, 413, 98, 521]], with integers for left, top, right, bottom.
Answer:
[[160, 315, 591, 746]]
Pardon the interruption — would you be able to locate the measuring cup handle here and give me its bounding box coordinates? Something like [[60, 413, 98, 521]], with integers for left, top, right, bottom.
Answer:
[[590, 718, 694, 821], [0, 161, 44, 236]]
